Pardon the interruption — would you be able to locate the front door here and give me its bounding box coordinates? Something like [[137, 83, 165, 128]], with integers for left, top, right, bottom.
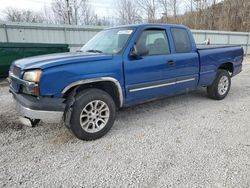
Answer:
[[123, 27, 199, 105]]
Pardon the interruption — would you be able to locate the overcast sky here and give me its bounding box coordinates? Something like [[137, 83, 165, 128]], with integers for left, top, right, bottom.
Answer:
[[0, 0, 115, 17]]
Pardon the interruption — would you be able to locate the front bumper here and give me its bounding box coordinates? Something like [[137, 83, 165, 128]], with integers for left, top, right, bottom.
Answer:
[[11, 91, 66, 123]]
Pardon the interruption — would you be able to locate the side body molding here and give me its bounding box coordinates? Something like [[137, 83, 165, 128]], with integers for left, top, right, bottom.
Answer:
[[61, 77, 124, 107]]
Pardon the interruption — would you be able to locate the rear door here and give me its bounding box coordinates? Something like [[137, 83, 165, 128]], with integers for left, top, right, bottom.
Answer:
[[164, 27, 199, 93]]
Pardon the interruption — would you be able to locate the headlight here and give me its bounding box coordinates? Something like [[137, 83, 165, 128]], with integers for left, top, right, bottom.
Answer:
[[22, 69, 42, 96], [23, 70, 42, 82]]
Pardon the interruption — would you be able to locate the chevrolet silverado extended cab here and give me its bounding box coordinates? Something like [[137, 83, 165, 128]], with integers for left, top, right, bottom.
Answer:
[[9, 24, 243, 140]]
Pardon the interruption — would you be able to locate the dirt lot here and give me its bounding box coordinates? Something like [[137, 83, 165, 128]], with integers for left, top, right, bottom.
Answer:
[[0, 58, 250, 188]]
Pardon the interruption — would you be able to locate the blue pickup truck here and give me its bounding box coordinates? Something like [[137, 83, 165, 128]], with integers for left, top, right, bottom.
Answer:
[[9, 24, 243, 140]]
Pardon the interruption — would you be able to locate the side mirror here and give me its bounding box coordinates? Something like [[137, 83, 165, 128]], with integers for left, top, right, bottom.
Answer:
[[130, 45, 139, 58], [130, 44, 148, 58]]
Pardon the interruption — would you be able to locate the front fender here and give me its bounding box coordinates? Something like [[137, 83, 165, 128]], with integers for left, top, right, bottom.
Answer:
[[61, 77, 124, 107], [39, 55, 124, 98]]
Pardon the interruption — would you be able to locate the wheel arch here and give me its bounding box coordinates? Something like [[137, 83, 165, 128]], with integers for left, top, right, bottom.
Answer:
[[62, 77, 124, 108], [218, 62, 234, 75]]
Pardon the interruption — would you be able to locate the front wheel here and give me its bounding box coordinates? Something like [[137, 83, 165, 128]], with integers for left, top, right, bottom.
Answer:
[[207, 69, 231, 100], [68, 88, 116, 141]]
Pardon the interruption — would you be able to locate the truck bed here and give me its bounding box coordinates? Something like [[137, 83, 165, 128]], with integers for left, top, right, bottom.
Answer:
[[197, 45, 243, 87]]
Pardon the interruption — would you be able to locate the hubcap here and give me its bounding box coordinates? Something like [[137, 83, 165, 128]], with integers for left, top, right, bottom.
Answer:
[[218, 75, 229, 95], [80, 100, 110, 133]]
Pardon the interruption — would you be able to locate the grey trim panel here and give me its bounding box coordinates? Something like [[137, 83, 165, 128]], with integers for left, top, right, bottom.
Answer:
[[176, 78, 195, 84], [11, 90, 65, 111], [62, 77, 124, 107], [129, 78, 195, 92]]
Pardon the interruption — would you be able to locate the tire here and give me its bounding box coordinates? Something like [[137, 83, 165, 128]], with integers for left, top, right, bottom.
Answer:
[[68, 88, 116, 141], [207, 69, 231, 100]]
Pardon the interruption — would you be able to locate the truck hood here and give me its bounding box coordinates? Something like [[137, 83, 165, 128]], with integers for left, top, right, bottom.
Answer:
[[14, 52, 113, 70]]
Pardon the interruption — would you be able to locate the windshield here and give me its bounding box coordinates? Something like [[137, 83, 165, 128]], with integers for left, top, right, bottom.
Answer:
[[80, 28, 134, 54]]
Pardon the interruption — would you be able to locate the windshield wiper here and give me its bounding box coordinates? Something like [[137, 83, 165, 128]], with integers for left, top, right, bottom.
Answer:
[[86, 49, 103, 53]]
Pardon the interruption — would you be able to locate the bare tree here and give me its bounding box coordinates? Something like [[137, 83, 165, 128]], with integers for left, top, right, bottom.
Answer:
[[95, 16, 114, 26], [137, 0, 158, 22], [169, 0, 250, 32], [51, 0, 96, 25], [159, 0, 181, 22], [170, 0, 178, 19], [78, 1, 96, 25], [52, 0, 68, 24], [2, 0, 250, 32], [42, 5, 57, 24], [3, 7, 46, 23], [158, 0, 169, 18], [116, 0, 142, 25]]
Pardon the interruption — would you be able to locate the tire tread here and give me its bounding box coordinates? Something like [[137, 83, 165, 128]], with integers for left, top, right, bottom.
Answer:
[[68, 88, 116, 141], [207, 69, 231, 100]]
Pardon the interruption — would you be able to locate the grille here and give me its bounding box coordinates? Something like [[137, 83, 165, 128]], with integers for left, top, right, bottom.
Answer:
[[12, 66, 21, 77], [10, 65, 22, 92]]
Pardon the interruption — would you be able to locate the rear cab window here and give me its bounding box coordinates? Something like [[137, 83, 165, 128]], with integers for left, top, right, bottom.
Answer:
[[171, 28, 192, 53]]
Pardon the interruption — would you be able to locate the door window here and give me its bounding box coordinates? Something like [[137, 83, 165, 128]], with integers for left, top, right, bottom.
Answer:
[[136, 29, 170, 56]]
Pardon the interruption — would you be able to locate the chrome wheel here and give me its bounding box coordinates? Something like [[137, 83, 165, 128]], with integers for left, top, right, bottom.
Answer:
[[218, 75, 229, 95], [80, 100, 110, 133]]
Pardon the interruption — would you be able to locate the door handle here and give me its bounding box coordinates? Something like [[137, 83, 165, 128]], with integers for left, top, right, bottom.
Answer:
[[167, 60, 175, 65]]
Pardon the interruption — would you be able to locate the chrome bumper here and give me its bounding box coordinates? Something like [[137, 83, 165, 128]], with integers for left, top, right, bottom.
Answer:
[[15, 100, 63, 123]]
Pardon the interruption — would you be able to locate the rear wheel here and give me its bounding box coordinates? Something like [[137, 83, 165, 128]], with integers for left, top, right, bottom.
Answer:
[[67, 88, 116, 141], [207, 69, 231, 100]]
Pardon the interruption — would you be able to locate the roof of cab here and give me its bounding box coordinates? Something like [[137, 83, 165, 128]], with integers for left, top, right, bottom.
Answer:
[[108, 23, 188, 30]]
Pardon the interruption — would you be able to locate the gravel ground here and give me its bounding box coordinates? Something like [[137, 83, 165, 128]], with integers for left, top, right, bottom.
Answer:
[[0, 58, 250, 188]]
